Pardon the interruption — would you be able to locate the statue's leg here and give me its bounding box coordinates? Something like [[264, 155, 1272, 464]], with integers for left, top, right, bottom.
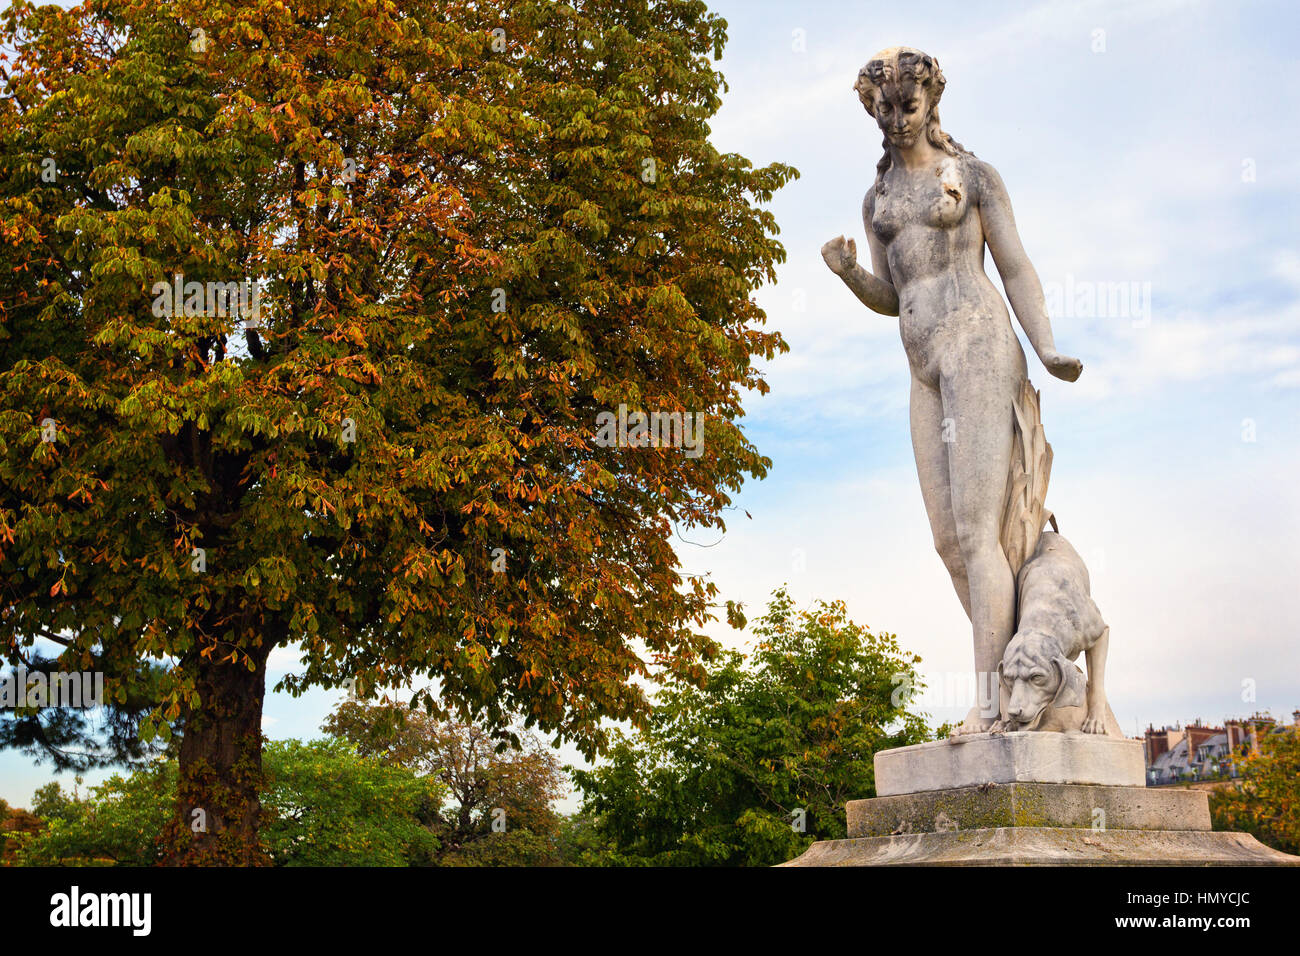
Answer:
[[1082, 627, 1109, 734], [940, 361, 1019, 735], [909, 374, 970, 617]]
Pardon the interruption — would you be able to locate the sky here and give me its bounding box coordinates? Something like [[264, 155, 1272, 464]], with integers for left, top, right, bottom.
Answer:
[[3, 0, 1299, 810]]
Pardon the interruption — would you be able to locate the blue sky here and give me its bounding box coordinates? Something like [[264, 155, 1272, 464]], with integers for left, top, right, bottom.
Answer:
[[4, 0, 1298, 809]]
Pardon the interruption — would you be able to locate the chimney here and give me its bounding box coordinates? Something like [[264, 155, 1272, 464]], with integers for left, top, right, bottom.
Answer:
[[1144, 725, 1170, 762], [1185, 719, 1223, 757]]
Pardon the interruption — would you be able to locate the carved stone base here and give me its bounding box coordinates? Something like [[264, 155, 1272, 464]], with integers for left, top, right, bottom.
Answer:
[[781, 735, 1300, 866], [781, 826, 1300, 866], [874, 731, 1145, 796], [848, 782, 1210, 836]]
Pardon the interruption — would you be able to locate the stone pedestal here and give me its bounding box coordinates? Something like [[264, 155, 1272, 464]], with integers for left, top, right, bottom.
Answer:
[[782, 732, 1300, 866], [849, 782, 1210, 835], [874, 731, 1145, 795]]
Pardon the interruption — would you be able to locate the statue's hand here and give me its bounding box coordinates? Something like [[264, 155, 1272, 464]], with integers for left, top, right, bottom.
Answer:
[[820, 235, 857, 277], [1040, 349, 1083, 382]]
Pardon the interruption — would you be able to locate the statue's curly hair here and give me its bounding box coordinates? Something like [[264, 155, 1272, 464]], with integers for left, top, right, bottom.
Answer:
[[854, 47, 971, 190]]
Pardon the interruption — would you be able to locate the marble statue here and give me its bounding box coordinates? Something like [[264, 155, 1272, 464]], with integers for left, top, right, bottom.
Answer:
[[821, 46, 1097, 736], [787, 46, 1300, 867]]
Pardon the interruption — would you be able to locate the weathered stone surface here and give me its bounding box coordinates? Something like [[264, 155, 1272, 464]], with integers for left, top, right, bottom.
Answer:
[[874, 731, 1144, 796], [848, 783, 1210, 837], [780, 827, 1300, 866]]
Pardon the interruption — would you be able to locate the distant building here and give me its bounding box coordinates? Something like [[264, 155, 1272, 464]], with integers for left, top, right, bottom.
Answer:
[[1140, 710, 1298, 786]]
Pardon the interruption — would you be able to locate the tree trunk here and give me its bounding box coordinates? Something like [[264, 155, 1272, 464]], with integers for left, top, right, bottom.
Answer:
[[164, 647, 272, 866]]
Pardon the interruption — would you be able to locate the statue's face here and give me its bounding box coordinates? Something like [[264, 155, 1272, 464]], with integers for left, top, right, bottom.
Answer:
[[997, 634, 1059, 727], [871, 81, 928, 148]]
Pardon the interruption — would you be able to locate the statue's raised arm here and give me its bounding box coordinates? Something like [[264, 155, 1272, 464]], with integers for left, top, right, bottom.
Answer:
[[820, 233, 899, 316]]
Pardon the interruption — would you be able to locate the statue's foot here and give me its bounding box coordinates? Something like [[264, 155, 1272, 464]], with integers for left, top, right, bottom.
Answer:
[[951, 707, 996, 736], [988, 718, 1019, 734], [1081, 713, 1106, 734]]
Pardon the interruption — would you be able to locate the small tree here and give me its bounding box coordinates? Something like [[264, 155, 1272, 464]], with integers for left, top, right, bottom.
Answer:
[[13, 762, 176, 865], [324, 698, 568, 864], [260, 739, 444, 866], [571, 587, 935, 866], [1209, 729, 1300, 856], [31, 781, 83, 823], [0, 798, 44, 863]]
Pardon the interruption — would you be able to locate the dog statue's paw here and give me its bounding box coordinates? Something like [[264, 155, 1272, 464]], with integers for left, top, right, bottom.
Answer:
[[988, 719, 1018, 734], [1081, 714, 1106, 734]]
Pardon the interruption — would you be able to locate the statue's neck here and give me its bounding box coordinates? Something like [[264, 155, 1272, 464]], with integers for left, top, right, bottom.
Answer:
[[889, 140, 943, 171]]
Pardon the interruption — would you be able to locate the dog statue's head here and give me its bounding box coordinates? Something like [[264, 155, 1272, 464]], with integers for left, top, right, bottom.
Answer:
[[997, 630, 1087, 729]]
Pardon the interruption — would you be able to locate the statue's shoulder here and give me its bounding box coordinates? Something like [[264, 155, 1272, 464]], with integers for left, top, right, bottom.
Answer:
[[964, 155, 1007, 203], [861, 184, 879, 231]]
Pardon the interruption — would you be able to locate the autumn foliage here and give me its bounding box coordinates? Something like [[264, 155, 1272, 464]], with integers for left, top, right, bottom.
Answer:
[[0, 0, 794, 861], [1209, 729, 1300, 856]]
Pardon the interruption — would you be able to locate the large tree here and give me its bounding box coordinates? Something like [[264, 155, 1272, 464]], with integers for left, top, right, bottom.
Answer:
[[0, 0, 793, 862]]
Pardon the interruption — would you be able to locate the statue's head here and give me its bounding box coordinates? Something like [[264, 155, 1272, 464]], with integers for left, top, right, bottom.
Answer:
[[997, 631, 1087, 729], [855, 47, 950, 152]]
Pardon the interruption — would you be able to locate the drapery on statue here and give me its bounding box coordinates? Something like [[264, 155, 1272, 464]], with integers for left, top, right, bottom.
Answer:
[[820, 46, 1103, 736]]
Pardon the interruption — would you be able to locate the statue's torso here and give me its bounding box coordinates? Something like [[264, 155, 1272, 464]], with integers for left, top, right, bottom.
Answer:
[[867, 154, 1023, 385]]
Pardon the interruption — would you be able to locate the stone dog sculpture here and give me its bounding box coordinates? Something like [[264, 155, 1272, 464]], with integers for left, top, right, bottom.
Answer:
[[821, 45, 1090, 736], [992, 530, 1121, 737]]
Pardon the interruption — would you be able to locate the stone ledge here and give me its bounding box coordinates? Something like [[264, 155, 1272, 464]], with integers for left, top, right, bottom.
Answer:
[[875, 731, 1145, 796], [848, 783, 1210, 836], [780, 827, 1300, 867]]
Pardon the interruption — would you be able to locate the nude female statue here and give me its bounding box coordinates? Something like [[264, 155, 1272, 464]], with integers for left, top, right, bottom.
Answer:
[[821, 47, 1083, 735]]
